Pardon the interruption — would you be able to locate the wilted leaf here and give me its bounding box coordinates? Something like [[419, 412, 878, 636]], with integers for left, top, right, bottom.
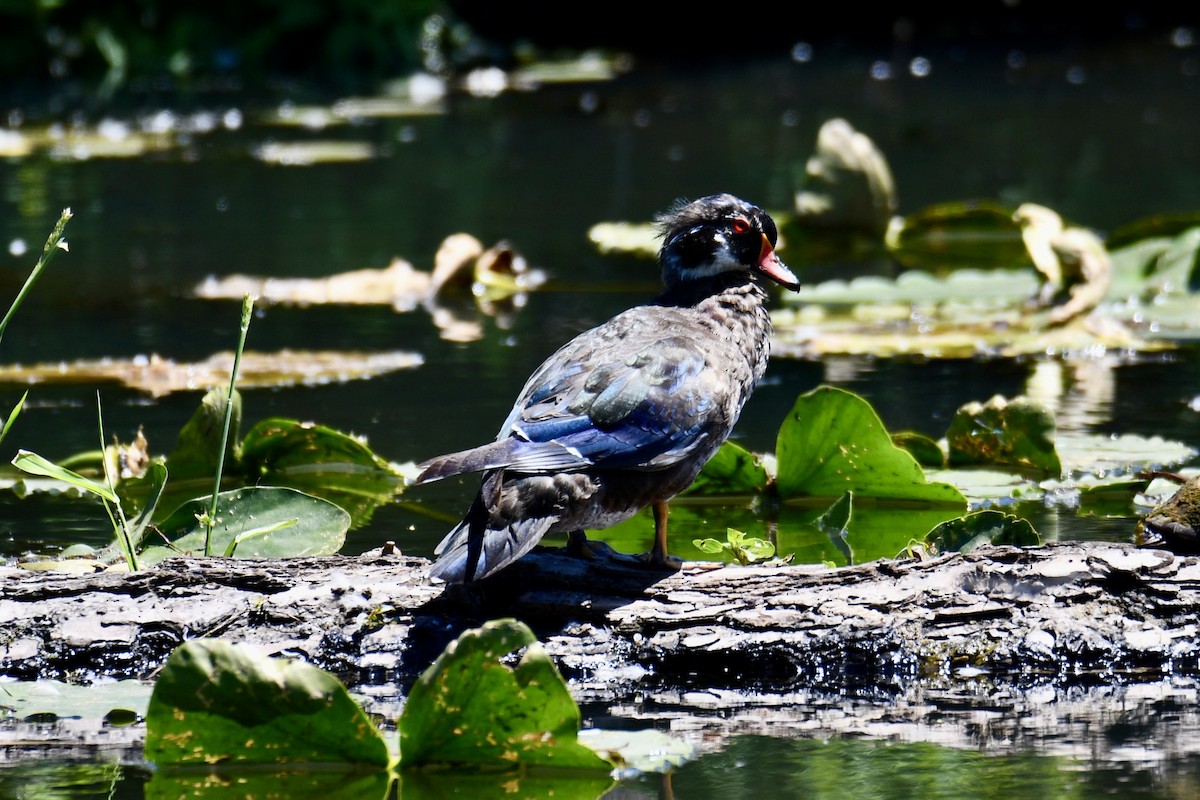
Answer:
[[0, 349, 424, 397]]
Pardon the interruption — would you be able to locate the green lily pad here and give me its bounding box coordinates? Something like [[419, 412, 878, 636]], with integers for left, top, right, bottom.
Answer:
[[925, 510, 1042, 554], [687, 440, 770, 496], [144, 638, 390, 766], [884, 199, 1030, 272], [138, 486, 350, 565], [892, 431, 946, 468], [945, 394, 1063, 478], [775, 385, 967, 508], [399, 618, 614, 773]]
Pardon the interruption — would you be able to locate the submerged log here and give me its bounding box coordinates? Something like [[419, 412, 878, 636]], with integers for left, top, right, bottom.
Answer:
[[3, 540, 1199, 758]]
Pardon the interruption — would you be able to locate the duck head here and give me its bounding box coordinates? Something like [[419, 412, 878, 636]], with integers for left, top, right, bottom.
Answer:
[[656, 193, 800, 291]]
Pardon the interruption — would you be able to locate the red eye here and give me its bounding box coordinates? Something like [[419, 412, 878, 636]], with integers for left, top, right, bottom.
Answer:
[[731, 217, 750, 234]]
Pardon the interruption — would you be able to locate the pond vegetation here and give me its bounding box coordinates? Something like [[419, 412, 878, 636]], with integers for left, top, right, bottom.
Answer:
[[4, 6, 1200, 798]]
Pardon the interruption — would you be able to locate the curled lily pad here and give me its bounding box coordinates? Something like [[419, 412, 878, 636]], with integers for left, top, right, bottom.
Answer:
[[884, 199, 1029, 272], [794, 118, 897, 236]]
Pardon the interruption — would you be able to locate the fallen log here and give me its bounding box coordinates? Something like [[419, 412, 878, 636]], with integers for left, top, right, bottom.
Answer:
[[3, 540, 1199, 759]]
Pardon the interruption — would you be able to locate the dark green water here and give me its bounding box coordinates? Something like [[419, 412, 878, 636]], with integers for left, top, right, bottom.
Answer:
[[3, 24, 1200, 798]]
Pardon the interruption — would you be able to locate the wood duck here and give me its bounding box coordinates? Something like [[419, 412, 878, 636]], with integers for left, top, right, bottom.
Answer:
[[415, 193, 801, 583]]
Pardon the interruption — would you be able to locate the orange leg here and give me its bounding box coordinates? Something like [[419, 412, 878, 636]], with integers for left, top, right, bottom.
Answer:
[[640, 500, 683, 570]]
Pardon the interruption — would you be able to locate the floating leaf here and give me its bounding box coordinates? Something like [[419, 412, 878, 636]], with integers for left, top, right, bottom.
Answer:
[[0, 679, 151, 721], [138, 486, 349, 565], [925, 510, 1041, 554], [945, 394, 1062, 477], [775, 385, 966, 507], [399, 618, 614, 773], [687, 440, 770, 496], [884, 199, 1029, 272], [252, 140, 376, 165], [0, 349, 424, 397], [144, 639, 390, 766]]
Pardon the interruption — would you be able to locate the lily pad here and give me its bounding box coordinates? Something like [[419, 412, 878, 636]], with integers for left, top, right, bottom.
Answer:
[[399, 618, 615, 772], [884, 199, 1029, 272], [144, 638, 390, 766], [138, 486, 350, 565], [252, 140, 377, 165], [0, 679, 151, 721], [686, 440, 770, 496], [0, 349, 424, 397], [775, 385, 967, 508], [925, 510, 1042, 554], [945, 394, 1063, 477]]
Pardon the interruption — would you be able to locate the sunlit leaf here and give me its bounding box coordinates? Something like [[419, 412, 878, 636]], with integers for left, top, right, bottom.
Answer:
[[11, 449, 119, 503], [144, 639, 390, 766], [775, 385, 967, 507], [399, 618, 614, 772], [138, 486, 349, 565], [945, 394, 1062, 477], [924, 510, 1041, 554]]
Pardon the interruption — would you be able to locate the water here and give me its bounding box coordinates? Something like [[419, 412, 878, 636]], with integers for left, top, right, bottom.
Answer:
[[3, 24, 1200, 797]]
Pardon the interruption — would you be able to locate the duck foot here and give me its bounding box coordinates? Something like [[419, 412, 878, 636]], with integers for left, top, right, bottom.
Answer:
[[564, 531, 621, 561], [636, 551, 684, 572], [563, 531, 684, 572]]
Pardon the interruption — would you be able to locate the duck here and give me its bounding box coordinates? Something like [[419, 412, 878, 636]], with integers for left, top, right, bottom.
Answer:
[[415, 193, 801, 583]]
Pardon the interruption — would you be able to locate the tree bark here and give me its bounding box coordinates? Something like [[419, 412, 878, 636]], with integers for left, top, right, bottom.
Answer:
[[3, 540, 1199, 758]]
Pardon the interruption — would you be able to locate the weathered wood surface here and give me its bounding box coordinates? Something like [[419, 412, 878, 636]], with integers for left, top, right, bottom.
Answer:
[[4, 540, 1200, 760]]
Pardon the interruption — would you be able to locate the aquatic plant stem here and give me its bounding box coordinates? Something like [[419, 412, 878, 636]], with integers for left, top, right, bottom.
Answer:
[[0, 208, 72, 346], [96, 393, 140, 571], [205, 294, 254, 556]]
